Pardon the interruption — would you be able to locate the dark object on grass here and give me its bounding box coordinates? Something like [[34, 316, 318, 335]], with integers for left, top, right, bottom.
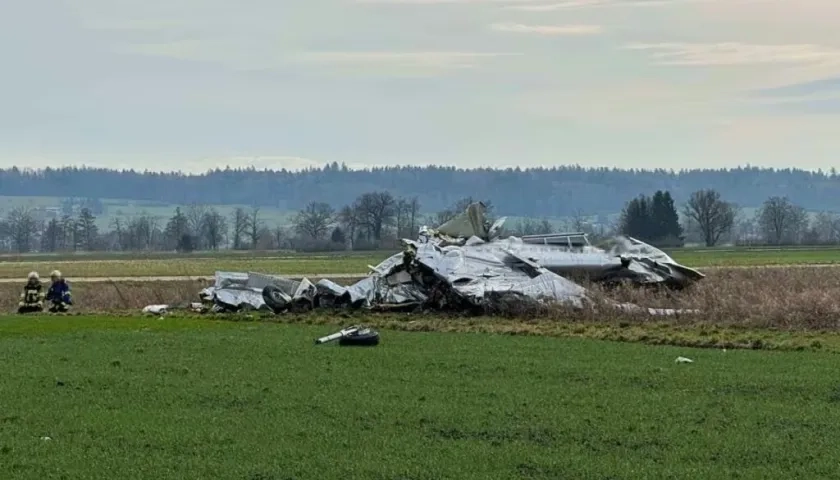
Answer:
[[338, 327, 380, 347], [315, 325, 380, 347], [263, 284, 291, 313]]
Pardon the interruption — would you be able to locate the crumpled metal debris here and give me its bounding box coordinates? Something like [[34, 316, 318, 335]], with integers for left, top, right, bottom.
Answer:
[[157, 202, 703, 316]]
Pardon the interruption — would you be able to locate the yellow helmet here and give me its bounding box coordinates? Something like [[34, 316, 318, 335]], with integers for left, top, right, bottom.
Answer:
[[50, 270, 62, 280]]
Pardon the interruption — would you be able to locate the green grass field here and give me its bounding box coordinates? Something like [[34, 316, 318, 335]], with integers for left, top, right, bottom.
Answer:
[[671, 246, 840, 267], [2, 315, 840, 479], [0, 246, 837, 279]]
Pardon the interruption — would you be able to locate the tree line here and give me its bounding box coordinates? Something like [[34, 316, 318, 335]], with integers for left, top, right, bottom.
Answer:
[[618, 189, 839, 247], [2, 165, 840, 217], [0, 193, 471, 253], [1, 187, 836, 254]]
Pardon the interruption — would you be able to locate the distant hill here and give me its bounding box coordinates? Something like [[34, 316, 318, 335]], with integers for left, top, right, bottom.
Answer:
[[0, 165, 837, 217]]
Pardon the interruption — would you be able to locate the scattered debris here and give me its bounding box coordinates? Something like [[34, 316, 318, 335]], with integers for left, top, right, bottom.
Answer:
[[315, 325, 381, 347], [141, 302, 207, 315], [675, 356, 694, 364], [142, 304, 168, 315], [144, 202, 705, 317]]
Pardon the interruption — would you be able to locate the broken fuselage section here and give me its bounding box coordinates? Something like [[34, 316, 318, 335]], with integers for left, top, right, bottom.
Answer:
[[193, 202, 704, 315]]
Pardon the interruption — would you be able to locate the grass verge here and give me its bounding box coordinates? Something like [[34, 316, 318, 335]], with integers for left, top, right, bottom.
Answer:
[[1, 315, 839, 479]]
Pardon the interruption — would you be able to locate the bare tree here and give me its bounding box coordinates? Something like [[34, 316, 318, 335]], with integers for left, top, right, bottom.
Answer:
[[571, 208, 587, 232], [407, 196, 421, 237], [756, 196, 808, 245], [338, 205, 361, 250], [60, 214, 75, 251], [200, 209, 228, 250], [512, 218, 553, 236], [247, 206, 263, 249], [125, 213, 161, 250], [294, 201, 334, 240], [683, 189, 736, 247], [395, 198, 410, 239], [255, 226, 276, 250], [392, 197, 423, 238], [231, 207, 249, 250], [515, 219, 536, 236], [733, 214, 757, 245], [539, 218, 554, 234], [186, 203, 208, 249], [110, 217, 125, 250], [272, 226, 285, 250], [354, 192, 396, 242], [6, 207, 39, 253], [0, 219, 10, 252], [811, 212, 840, 244], [41, 218, 60, 252]]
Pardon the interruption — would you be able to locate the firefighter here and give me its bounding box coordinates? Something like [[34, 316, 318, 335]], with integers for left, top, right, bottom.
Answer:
[[46, 270, 73, 313], [18, 271, 45, 313]]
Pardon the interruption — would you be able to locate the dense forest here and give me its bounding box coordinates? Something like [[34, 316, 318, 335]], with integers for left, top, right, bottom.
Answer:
[[0, 165, 838, 216]]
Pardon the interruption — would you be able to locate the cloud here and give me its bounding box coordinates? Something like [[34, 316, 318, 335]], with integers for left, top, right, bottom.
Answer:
[[119, 42, 519, 76], [489, 23, 603, 35], [354, 0, 543, 4], [505, 0, 758, 12], [512, 80, 726, 128], [742, 77, 840, 115], [623, 42, 840, 67], [290, 51, 520, 74], [354, 0, 723, 6], [755, 77, 840, 97]]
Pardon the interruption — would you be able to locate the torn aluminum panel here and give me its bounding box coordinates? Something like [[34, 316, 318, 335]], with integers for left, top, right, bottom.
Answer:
[[416, 204, 704, 290], [427, 235, 702, 289], [435, 202, 490, 239], [412, 241, 589, 309], [201, 271, 317, 312], [336, 268, 427, 310]]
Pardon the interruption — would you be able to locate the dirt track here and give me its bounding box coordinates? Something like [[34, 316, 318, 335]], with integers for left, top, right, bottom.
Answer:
[[0, 263, 837, 283]]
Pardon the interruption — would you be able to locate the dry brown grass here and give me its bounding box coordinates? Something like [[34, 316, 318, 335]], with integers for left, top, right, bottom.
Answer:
[[0, 280, 212, 313], [580, 266, 840, 330], [6, 266, 840, 332]]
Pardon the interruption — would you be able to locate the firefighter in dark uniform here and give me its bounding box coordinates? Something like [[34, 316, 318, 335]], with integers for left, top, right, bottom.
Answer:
[[46, 270, 73, 313], [18, 271, 45, 313]]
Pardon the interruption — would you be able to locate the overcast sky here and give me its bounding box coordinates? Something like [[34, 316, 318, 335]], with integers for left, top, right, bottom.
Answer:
[[2, 0, 839, 173]]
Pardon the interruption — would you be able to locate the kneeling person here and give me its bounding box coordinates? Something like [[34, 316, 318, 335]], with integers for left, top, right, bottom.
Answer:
[[46, 270, 73, 313], [18, 271, 45, 313]]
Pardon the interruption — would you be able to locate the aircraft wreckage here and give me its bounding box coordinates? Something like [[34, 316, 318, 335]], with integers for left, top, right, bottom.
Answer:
[[143, 203, 703, 316]]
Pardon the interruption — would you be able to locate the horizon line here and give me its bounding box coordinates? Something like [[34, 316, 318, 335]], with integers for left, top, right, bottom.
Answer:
[[1, 162, 835, 176]]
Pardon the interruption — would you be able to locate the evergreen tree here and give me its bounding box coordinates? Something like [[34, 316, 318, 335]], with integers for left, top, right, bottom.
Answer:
[[651, 190, 683, 244], [76, 207, 99, 250], [620, 191, 683, 246], [41, 218, 60, 252], [619, 194, 652, 240], [164, 207, 191, 251], [330, 226, 346, 245]]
